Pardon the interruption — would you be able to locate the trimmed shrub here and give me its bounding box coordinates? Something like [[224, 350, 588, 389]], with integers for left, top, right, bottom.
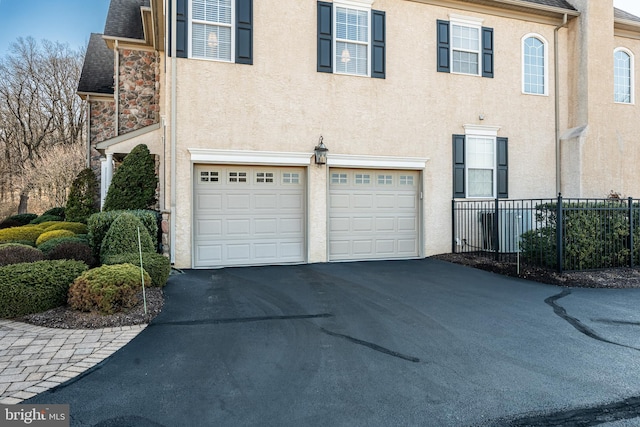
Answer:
[[103, 144, 158, 211], [30, 215, 63, 225], [42, 207, 65, 219], [44, 222, 88, 234], [6, 213, 37, 225], [36, 230, 75, 247], [38, 235, 89, 255], [88, 210, 158, 259], [0, 260, 88, 318], [103, 252, 171, 287], [68, 263, 151, 314], [0, 226, 45, 245], [65, 168, 99, 223], [0, 244, 45, 266], [0, 219, 22, 229], [47, 242, 96, 267], [100, 213, 154, 263]]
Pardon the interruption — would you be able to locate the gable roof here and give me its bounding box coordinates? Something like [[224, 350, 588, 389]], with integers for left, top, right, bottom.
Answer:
[[104, 0, 150, 40], [615, 7, 640, 23], [77, 33, 114, 95]]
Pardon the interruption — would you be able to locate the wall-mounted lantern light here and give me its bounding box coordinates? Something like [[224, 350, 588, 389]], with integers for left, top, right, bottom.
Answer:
[[314, 136, 328, 165]]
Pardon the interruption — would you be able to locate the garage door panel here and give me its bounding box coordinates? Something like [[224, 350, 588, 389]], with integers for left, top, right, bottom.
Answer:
[[194, 165, 305, 267], [329, 168, 419, 261]]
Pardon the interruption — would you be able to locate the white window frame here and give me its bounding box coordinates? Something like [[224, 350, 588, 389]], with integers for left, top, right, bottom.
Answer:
[[333, 0, 373, 77], [464, 125, 500, 199], [449, 14, 484, 77], [522, 33, 549, 96], [614, 47, 634, 104], [189, 0, 235, 62]]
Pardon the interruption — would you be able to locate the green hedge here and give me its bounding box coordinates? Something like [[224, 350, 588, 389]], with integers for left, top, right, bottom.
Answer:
[[36, 230, 76, 247], [87, 210, 158, 259], [103, 144, 158, 211], [38, 235, 89, 255], [0, 244, 45, 266], [103, 252, 171, 287], [68, 263, 151, 314], [42, 207, 65, 219], [0, 260, 88, 318], [6, 213, 37, 225], [100, 213, 154, 263], [65, 168, 99, 223], [30, 215, 63, 224]]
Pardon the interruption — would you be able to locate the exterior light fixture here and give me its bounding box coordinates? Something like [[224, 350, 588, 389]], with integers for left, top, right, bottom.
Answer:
[[314, 136, 328, 165]]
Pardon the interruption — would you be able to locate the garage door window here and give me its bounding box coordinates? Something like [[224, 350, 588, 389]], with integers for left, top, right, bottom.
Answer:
[[332, 173, 348, 184], [256, 172, 274, 183], [400, 175, 414, 185], [229, 171, 247, 183], [200, 171, 219, 182], [377, 175, 392, 184], [355, 173, 371, 184], [283, 173, 300, 184]]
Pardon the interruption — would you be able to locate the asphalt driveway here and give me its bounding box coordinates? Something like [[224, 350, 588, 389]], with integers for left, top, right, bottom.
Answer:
[[27, 259, 640, 426]]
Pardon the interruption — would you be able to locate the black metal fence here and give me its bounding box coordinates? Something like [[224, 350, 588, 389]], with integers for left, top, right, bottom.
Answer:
[[452, 195, 640, 272]]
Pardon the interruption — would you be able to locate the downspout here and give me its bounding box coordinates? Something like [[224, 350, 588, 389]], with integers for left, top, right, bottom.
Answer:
[[170, 0, 177, 264], [114, 40, 120, 137], [554, 13, 568, 195], [86, 95, 91, 167]]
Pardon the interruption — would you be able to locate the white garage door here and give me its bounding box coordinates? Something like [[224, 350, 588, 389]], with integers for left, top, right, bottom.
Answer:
[[329, 168, 420, 261], [193, 165, 306, 268]]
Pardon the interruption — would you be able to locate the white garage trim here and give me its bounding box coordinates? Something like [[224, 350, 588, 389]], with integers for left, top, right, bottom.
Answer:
[[189, 148, 313, 166], [327, 154, 429, 169]]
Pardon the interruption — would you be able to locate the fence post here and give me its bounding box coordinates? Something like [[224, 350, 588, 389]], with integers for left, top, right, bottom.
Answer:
[[556, 193, 563, 273], [494, 197, 499, 260], [630, 197, 634, 269], [451, 199, 456, 253]]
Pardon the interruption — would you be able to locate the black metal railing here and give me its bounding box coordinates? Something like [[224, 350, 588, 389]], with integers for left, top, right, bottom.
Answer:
[[452, 195, 640, 272]]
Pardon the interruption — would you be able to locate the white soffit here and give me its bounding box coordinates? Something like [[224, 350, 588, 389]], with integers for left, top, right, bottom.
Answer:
[[327, 154, 429, 169], [188, 149, 313, 165]]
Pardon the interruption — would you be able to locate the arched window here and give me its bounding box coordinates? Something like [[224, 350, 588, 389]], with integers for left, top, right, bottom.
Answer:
[[614, 48, 634, 104], [522, 35, 547, 95]]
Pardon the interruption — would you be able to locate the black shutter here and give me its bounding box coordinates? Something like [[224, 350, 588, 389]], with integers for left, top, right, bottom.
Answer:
[[236, 0, 253, 64], [453, 134, 465, 198], [437, 20, 450, 73], [482, 27, 493, 78], [371, 10, 385, 79], [497, 137, 508, 198], [317, 2, 333, 73], [171, 0, 187, 58]]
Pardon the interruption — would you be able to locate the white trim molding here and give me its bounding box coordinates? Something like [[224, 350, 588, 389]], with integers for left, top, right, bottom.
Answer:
[[463, 124, 501, 136], [326, 154, 429, 169], [188, 149, 313, 166]]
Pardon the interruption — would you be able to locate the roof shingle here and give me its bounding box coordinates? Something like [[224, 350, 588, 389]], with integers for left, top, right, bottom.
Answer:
[[615, 7, 640, 23], [104, 0, 150, 40], [77, 33, 114, 95]]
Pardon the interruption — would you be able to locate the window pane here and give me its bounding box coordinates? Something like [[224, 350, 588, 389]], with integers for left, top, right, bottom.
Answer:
[[614, 50, 631, 103], [336, 41, 368, 75], [192, 24, 231, 61], [336, 7, 368, 43], [468, 169, 493, 197], [453, 51, 478, 75], [193, 0, 231, 24], [452, 25, 479, 51], [524, 37, 545, 94]]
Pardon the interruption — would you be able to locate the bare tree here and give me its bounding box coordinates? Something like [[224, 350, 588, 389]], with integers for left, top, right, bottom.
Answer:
[[0, 37, 86, 214]]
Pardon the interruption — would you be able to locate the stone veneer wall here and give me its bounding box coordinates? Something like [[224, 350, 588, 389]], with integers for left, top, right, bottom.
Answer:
[[89, 100, 116, 181], [118, 49, 159, 134]]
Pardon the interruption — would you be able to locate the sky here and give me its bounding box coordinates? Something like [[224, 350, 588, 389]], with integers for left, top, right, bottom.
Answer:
[[0, 0, 639, 57]]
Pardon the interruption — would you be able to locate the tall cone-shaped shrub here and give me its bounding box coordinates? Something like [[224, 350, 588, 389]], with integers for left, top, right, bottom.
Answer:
[[65, 168, 99, 223], [103, 144, 158, 211]]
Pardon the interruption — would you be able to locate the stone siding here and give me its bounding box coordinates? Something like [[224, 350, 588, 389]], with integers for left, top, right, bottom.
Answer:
[[118, 49, 159, 135], [89, 100, 116, 180]]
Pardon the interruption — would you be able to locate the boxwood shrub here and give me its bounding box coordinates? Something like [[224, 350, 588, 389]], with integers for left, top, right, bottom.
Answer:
[[88, 210, 159, 259], [35, 230, 76, 247], [42, 207, 65, 219], [6, 213, 37, 225], [103, 252, 171, 287], [0, 219, 22, 229], [0, 260, 88, 318], [38, 235, 89, 255], [0, 244, 45, 266], [100, 213, 154, 263], [68, 263, 151, 314], [44, 222, 88, 234], [0, 226, 45, 245]]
